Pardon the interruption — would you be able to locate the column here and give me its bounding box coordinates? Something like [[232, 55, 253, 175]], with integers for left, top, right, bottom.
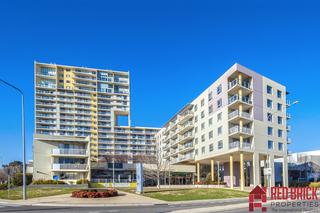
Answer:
[[253, 153, 260, 186], [211, 159, 214, 182], [269, 154, 275, 187], [240, 152, 244, 190], [230, 155, 234, 189], [197, 162, 200, 183], [238, 73, 242, 85], [283, 156, 288, 187]]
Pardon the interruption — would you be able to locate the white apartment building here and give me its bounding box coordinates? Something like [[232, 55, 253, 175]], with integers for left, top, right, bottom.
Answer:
[[157, 63, 291, 190], [33, 62, 159, 183]]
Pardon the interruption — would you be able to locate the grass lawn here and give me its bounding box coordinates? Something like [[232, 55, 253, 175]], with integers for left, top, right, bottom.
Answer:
[[120, 188, 248, 201], [0, 187, 79, 200]]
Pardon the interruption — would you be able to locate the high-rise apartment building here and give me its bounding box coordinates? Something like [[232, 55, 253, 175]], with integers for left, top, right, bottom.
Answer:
[[156, 63, 291, 190], [33, 62, 159, 182]]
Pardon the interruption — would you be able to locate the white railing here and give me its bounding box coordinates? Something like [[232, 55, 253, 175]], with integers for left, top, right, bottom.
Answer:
[[229, 126, 252, 135], [52, 149, 87, 155], [229, 126, 239, 134], [228, 79, 238, 89], [52, 164, 88, 170], [229, 141, 240, 149], [228, 110, 239, 119], [179, 153, 194, 161], [242, 96, 252, 104], [228, 94, 239, 104], [241, 111, 252, 119], [243, 142, 252, 149], [242, 127, 252, 134]]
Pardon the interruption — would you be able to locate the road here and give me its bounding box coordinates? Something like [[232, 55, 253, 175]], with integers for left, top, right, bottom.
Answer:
[[0, 200, 245, 213], [1, 200, 320, 212]]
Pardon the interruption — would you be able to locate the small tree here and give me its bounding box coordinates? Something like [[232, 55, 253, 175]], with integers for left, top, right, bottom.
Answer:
[[12, 173, 32, 186]]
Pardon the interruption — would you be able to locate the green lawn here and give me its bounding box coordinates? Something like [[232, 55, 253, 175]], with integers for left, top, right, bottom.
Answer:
[[121, 188, 248, 201], [0, 187, 79, 200]]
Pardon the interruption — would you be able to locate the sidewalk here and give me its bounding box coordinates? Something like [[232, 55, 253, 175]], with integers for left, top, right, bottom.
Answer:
[[0, 191, 248, 207], [0, 191, 166, 207]]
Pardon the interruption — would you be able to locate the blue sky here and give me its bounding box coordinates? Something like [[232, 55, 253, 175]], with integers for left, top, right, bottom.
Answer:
[[0, 0, 319, 164]]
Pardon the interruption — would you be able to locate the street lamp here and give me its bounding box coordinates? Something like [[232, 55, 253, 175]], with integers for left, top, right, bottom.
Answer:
[[0, 79, 26, 200]]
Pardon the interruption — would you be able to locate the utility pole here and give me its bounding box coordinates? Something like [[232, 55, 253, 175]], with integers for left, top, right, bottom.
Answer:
[[0, 79, 26, 200]]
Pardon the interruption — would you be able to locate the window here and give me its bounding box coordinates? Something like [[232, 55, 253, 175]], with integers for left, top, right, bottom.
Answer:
[[217, 112, 222, 122], [277, 90, 282, 99], [195, 116, 198, 123], [201, 134, 205, 142], [217, 98, 222, 108], [277, 103, 282, 111], [267, 113, 273, 122], [195, 138, 198, 144], [66, 80, 70, 83], [59, 80, 63, 83], [208, 105, 213, 114], [267, 127, 273, 136], [208, 92, 213, 101], [195, 149, 198, 155], [278, 142, 283, 151], [201, 99, 205, 107], [201, 122, 205, 130], [209, 144, 214, 152], [201, 111, 205, 118], [201, 146, 205, 154], [209, 131, 213, 139], [218, 140, 223, 149], [278, 116, 283, 125], [268, 140, 274, 150], [194, 127, 198, 133], [218, 126, 222, 135], [267, 99, 273, 108], [208, 118, 213, 126], [217, 84, 222, 95], [267, 85, 273, 94], [278, 129, 283, 138], [194, 104, 198, 112]]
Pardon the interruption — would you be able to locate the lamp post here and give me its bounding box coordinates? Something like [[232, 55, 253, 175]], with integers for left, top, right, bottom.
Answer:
[[0, 79, 26, 200]]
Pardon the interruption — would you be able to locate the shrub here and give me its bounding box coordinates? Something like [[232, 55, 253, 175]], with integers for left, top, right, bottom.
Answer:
[[0, 183, 7, 190], [71, 189, 118, 198], [32, 179, 66, 185], [12, 173, 33, 186], [76, 179, 88, 184], [309, 182, 320, 188]]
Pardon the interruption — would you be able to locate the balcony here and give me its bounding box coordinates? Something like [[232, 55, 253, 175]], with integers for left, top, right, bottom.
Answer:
[[228, 79, 252, 94], [286, 113, 291, 119], [229, 126, 252, 137], [286, 125, 291, 132], [178, 121, 194, 134], [287, 137, 292, 144], [229, 141, 252, 150], [177, 111, 194, 124], [228, 110, 252, 123], [179, 143, 194, 153], [178, 153, 194, 163], [51, 149, 88, 156], [178, 132, 194, 144], [52, 164, 88, 171], [228, 95, 253, 110]]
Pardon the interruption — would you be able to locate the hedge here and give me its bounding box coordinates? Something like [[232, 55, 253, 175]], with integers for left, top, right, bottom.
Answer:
[[32, 179, 66, 185], [71, 189, 118, 198]]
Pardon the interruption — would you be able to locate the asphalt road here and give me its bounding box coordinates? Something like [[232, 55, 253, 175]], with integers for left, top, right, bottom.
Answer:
[[0, 200, 244, 213]]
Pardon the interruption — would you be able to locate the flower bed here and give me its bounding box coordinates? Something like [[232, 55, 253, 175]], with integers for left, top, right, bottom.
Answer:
[[71, 189, 118, 198]]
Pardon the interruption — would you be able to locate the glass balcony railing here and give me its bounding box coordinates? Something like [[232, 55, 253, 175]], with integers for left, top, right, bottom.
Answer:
[[52, 149, 87, 156], [52, 164, 88, 170]]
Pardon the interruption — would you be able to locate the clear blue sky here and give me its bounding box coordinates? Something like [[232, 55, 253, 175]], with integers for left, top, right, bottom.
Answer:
[[0, 0, 319, 164]]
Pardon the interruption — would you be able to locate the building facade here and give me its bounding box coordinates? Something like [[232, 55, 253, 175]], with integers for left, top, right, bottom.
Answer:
[[33, 62, 159, 183], [157, 63, 291, 190]]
